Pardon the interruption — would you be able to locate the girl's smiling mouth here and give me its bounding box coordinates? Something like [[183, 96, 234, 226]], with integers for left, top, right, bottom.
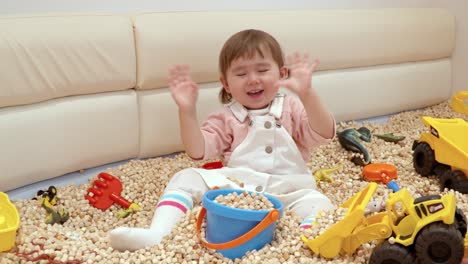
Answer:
[[247, 89, 264, 98]]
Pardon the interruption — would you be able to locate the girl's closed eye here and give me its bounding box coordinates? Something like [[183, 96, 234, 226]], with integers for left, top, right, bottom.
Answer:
[[258, 69, 269, 73], [235, 73, 246, 77]]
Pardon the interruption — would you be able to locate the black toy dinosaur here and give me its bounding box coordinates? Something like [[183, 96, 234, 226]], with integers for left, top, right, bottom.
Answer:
[[337, 127, 372, 166]]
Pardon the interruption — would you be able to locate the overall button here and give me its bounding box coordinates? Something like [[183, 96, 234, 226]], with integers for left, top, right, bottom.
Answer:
[[265, 146, 273, 154], [255, 185, 264, 192], [264, 121, 272, 129]]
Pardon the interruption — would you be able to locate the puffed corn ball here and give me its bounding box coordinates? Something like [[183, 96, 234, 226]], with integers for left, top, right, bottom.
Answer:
[[214, 191, 274, 210], [302, 207, 348, 241]]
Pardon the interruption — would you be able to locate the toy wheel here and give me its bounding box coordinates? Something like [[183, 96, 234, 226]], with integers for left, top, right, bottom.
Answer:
[[433, 163, 450, 177], [415, 222, 464, 264], [369, 241, 415, 264], [413, 143, 436, 176], [454, 208, 467, 236], [440, 170, 468, 194]]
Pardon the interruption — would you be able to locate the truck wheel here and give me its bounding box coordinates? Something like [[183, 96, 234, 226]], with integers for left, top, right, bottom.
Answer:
[[454, 208, 467, 236], [413, 143, 436, 176], [440, 170, 468, 194], [433, 163, 450, 177], [415, 222, 464, 264], [369, 241, 415, 264]]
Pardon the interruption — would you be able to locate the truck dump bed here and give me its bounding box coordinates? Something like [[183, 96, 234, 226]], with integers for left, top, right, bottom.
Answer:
[[422, 117, 468, 171]]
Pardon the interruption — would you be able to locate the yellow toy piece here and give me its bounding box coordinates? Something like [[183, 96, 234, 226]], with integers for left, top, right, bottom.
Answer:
[[40, 197, 69, 225], [34, 186, 70, 225], [451, 90, 468, 116], [413, 116, 468, 194], [117, 202, 141, 218], [465, 235, 468, 260], [302, 182, 465, 263], [313, 164, 341, 188], [0, 192, 20, 252]]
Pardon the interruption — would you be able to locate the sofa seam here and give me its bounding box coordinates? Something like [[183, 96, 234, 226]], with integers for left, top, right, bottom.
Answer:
[[130, 16, 142, 159]]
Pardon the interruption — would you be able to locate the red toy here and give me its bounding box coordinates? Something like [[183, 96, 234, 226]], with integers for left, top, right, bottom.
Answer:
[[202, 161, 223, 170], [84, 172, 133, 210]]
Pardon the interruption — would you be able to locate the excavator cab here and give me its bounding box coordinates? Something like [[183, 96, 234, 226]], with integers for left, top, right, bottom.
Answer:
[[386, 190, 418, 243], [371, 190, 465, 264]]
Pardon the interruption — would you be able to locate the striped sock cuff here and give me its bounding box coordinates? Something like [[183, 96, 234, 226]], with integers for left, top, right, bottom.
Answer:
[[157, 191, 193, 213], [299, 217, 316, 229]]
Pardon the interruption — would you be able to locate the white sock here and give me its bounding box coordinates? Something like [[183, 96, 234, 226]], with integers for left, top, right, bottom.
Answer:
[[109, 190, 193, 251]]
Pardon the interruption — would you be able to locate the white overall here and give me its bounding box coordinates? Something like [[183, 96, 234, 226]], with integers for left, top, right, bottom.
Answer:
[[166, 95, 334, 219]]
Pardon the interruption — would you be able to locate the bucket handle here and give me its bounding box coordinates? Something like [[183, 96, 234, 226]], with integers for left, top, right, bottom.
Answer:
[[196, 207, 280, 250]]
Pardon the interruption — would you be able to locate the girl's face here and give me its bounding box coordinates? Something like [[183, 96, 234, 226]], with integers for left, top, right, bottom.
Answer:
[[221, 50, 287, 109]]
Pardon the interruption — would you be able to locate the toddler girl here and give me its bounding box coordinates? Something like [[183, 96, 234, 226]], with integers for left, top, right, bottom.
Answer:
[[110, 29, 336, 251]]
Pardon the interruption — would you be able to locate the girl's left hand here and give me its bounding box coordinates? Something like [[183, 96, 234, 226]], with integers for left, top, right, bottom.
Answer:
[[275, 52, 319, 98]]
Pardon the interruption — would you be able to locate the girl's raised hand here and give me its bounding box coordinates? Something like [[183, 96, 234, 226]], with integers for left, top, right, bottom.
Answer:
[[275, 52, 319, 98], [168, 65, 199, 112]]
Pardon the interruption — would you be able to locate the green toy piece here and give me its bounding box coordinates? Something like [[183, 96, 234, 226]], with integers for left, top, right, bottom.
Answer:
[[337, 127, 372, 166], [34, 186, 70, 225], [313, 164, 342, 188], [117, 203, 141, 218], [41, 199, 70, 225], [374, 133, 406, 143]]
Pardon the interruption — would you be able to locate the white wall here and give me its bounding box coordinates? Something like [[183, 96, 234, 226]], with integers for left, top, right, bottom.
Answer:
[[1, 0, 466, 94], [0, 0, 447, 14]]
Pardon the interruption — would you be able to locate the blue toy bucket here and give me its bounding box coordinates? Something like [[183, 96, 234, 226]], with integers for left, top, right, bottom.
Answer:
[[196, 189, 284, 259]]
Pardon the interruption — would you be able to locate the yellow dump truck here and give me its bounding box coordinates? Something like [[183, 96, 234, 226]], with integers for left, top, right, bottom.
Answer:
[[302, 182, 467, 263], [412, 116, 468, 194], [0, 192, 20, 252]]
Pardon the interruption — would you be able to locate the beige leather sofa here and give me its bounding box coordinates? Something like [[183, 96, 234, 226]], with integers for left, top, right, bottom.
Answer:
[[0, 9, 455, 192]]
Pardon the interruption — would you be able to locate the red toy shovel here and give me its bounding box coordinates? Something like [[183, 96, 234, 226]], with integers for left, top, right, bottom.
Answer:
[[84, 172, 132, 210]]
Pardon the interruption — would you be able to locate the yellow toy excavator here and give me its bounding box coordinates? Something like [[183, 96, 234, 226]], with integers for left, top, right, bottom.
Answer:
[[302, 182, 467, 263], [412, 116, 468, 194]]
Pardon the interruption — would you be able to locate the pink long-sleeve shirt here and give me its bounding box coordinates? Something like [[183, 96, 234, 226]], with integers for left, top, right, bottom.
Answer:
[[200, 95, 336, 163]]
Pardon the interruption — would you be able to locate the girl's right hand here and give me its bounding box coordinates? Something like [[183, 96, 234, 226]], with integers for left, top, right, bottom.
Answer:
[[168, 65, 198, 112]]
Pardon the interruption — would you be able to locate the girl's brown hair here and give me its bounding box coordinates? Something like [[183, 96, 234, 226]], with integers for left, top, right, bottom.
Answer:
[[218, 29, 285, 104]]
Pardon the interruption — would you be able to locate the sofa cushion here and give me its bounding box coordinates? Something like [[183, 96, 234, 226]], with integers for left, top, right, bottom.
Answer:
[[0, 90, 139, 192], [0, 14, 136, 108], [133, 9, 454, 90], [137, 59, 452, 158]]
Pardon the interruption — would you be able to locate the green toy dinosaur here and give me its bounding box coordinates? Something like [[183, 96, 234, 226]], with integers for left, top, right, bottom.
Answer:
[[337, 127, 372, 166], [374, 133, 405, 143]]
